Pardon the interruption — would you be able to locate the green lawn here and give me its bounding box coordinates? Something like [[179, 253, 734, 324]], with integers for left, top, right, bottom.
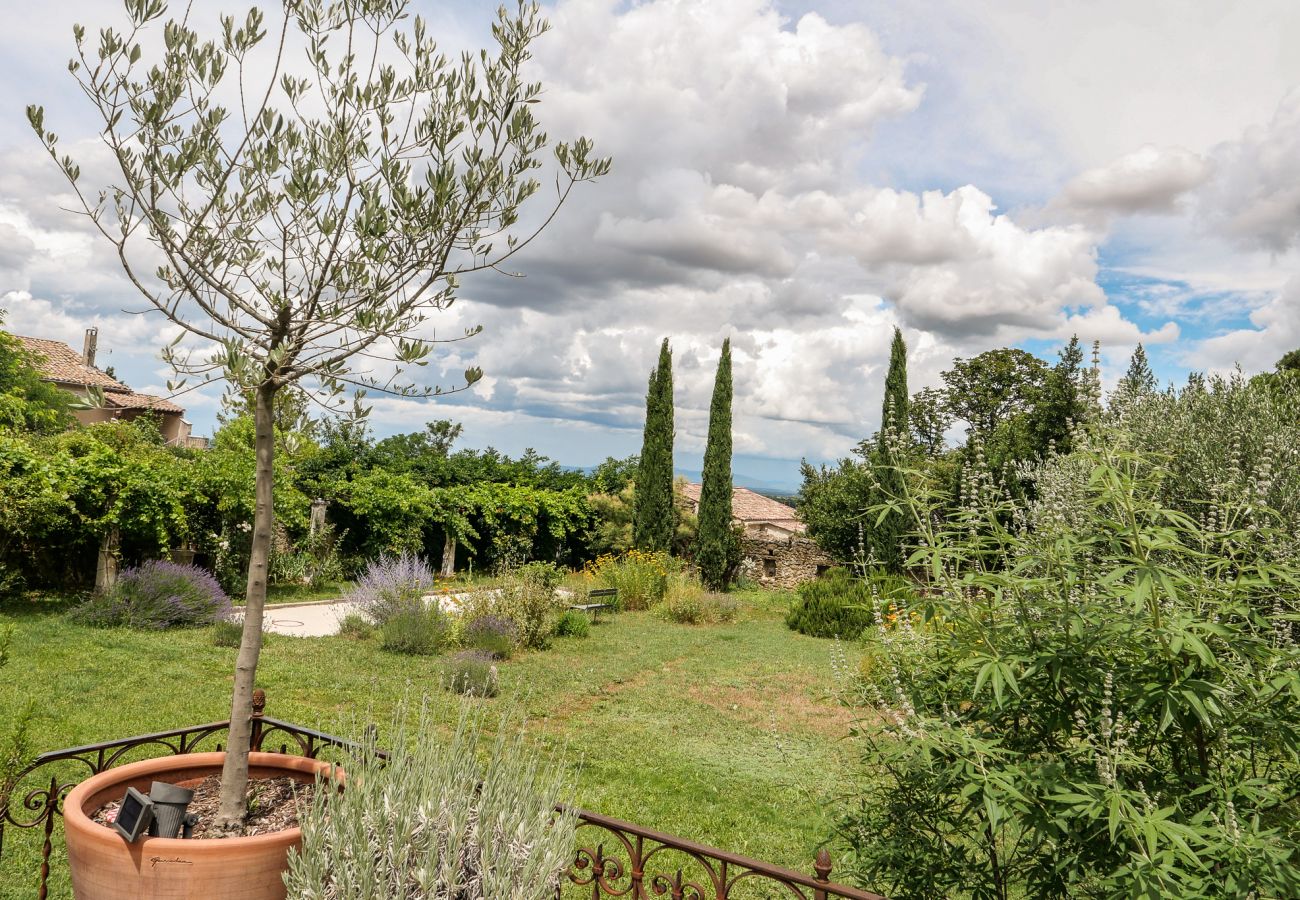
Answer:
[[0, 590, 862, 900]]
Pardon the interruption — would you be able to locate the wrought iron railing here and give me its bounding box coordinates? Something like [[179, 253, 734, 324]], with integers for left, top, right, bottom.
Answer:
[[0, 692, 884, 900]]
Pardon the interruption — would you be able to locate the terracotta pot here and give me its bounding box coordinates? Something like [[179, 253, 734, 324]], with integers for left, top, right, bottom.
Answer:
[[63, 751, 339, 900]]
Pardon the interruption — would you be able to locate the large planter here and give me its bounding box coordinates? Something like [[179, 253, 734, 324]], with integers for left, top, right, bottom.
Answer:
[[63, 751, 338, 900]]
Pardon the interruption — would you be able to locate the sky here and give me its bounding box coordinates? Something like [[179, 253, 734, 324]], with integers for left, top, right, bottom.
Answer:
[[0, 0, 1297, 492]]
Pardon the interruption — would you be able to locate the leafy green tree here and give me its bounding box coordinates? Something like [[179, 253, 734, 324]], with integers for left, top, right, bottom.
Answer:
[[0, 317, 73, 434], [33, 0, 607, 829], [1026, 335, 1088, 457], [941, 348, 1048, 439], [798, 457, 873, 562], [909, 387, 951, 456], [633, 339, 675, 552], [696, 339, 735, 590], [589, 454, 638, 494], [1276, 348, 1300, 373]]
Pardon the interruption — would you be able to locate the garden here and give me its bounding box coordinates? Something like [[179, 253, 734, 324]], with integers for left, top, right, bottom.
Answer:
[[3, 0, 1300, 897]]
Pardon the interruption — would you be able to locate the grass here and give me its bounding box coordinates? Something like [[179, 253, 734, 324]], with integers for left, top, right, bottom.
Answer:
[[0, 589, 862, 900], [257, 580, 352, 605]]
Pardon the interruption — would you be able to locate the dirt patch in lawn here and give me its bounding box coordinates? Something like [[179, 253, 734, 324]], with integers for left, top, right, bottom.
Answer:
[[686, 672, 855, 738]]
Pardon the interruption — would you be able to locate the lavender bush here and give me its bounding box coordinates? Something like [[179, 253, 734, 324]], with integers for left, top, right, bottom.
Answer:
[[69, 560, 230, 629], [463, 614, 519, 659], [345, 552, 436, 627]]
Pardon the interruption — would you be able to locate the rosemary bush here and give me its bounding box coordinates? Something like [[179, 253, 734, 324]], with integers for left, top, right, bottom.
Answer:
[[284, 703, 576, 899], [839, 432, 1300, 899]]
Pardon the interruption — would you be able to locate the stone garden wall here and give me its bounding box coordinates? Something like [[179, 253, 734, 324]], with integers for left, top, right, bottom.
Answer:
[[738, 533, 836, 590]]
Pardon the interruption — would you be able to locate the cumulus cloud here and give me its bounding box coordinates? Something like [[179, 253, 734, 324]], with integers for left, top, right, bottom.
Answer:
[[0, 0, 1178, 478], [1194, 276, 1300, 372], [1199, 89, 1300, 253], [1062, 145, 1211, 214]]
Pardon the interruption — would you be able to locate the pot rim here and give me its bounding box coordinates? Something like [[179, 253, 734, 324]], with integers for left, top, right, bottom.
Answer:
[[63, 750, 340, 850]]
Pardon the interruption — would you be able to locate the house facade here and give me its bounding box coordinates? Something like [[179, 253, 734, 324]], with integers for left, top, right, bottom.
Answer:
[[16, 329, 200, 447], [677, 482, 835, 589]]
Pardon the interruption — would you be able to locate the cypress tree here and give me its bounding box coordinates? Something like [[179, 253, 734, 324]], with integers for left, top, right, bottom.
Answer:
[[633, 338, 675, 551], [872, 327, 909, 573], [882, 327, 909, 442], [696, 339, 735, 590], [1028, 335, 1086, 456]]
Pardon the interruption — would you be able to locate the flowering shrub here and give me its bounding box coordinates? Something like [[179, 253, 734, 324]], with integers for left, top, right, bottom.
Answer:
[[582, 549, 673, 610], [285, 702, 576, 898], [838, 435, 1300, 899], [345, 552, 436, 627], [68, 560, 230, 629]]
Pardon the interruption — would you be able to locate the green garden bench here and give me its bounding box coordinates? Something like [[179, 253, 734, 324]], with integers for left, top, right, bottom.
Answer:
[[570, 587, 617, 621]]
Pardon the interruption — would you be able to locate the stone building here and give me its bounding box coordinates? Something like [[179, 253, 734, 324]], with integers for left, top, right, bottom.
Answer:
[[677, 483, 834, 589], [16, 329, 202, 447]]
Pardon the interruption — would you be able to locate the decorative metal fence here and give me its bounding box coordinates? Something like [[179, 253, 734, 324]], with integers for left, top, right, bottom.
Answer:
[[0, 691, 886, 900]]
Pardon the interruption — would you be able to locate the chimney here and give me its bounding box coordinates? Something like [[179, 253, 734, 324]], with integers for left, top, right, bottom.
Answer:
[[83, 327, 98, 368]]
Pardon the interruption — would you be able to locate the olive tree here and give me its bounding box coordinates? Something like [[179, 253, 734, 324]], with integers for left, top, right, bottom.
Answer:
[[29, 0, 607, 830]]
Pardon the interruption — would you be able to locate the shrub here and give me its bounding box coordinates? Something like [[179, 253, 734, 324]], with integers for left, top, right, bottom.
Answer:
[[444, 649, 500, 697], [345, 552, 435, 627], [553, 609, 590, 638], [268, 523, 347, 590], [68, 560, 230, 629], [465, 564, 565, 651], [286, 702, 575, 898], [784, 567, 876, 639], [378, 601, 448, 656], [655, 573, 740, 625], [463, 614, 518, 659], [211, 618, 242, 648], [582, 549, 673, 610], [336, 613, 374, 641], [839, 436, 1300, 899]]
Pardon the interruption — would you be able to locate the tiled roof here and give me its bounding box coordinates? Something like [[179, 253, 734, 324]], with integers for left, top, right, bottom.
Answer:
[[103, 390, 185, 414], [15, 334, 185, 415], [679, 483, 804, 528], [15, 335, 130, 390]]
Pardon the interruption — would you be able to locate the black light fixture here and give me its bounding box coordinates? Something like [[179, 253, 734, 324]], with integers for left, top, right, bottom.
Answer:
[[111, 781, 196, 842], [110, 787, 154, 842], [147, 781, 195, 839]]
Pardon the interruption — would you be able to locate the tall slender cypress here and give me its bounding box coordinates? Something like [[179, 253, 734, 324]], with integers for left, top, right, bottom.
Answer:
[[633, 338, 675, 551], [873, 327, 909, 573], [882, 327, 909, 443], [697, 339, 734, 590]]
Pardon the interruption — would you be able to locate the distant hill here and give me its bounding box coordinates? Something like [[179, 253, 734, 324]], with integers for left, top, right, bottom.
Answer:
[[561, 464, 802, 500]]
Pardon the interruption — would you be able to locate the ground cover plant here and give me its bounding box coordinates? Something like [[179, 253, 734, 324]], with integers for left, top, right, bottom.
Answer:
[[837, 433, 1300, 899], [0, 590, 853, 900]]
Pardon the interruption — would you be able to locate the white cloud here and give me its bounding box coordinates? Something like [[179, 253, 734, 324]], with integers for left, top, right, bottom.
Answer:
[[1063, 145, 1211, 214], [1199, 89, 1300, 253], [1194, 277, 1300, 372]]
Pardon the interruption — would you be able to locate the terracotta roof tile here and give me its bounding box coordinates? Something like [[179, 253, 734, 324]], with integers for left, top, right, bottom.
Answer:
[[15, 334, 184, 415], [14, 335, 130, 390], [103, 390, 185, 414], [679, 483, 804, 530]]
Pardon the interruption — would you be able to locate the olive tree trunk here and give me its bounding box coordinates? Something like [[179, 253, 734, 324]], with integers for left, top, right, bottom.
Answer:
[[214, 382, 277, 829]]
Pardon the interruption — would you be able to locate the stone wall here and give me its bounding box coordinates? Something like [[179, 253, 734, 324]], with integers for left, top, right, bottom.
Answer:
[[738, 533, 836, 591]]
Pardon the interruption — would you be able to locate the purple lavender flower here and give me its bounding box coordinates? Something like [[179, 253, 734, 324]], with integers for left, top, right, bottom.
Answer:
[[69, 560, 231, 629], [344, 552, 436, 627]]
